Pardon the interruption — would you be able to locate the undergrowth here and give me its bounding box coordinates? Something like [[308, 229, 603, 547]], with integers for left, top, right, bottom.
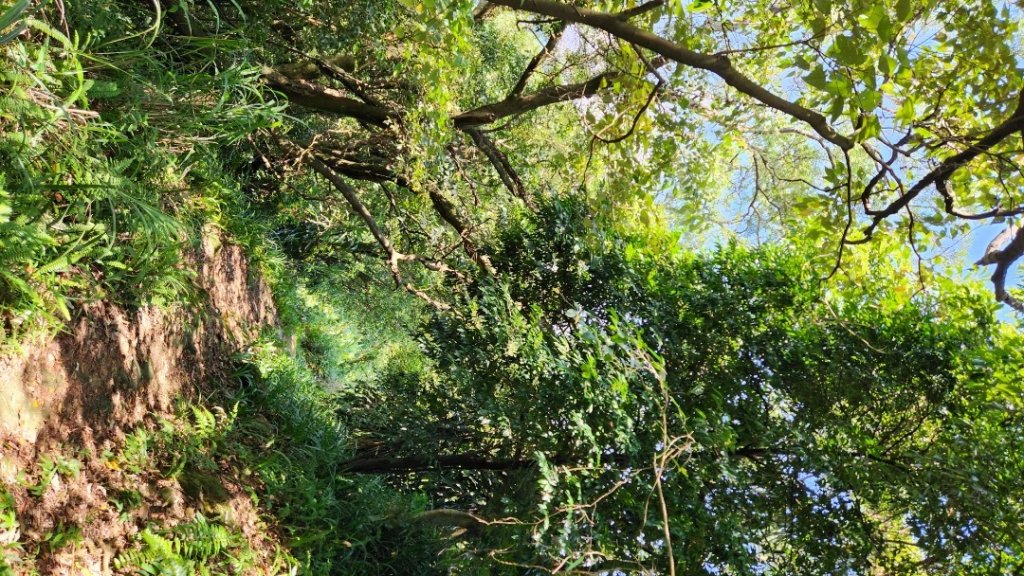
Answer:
[[2, 1, 449, 574], [0, 286, 452, 575], [222, 336, 449, 575], [0, 0, 282, 348], [113, 515, 251, 576]]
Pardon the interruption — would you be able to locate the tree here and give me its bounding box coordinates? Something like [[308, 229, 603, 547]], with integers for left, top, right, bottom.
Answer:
[[230, 0, 1024, 310], [334, 198, 1023, 574]]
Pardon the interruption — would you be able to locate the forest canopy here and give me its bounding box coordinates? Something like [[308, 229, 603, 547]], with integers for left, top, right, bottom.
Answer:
[[1, 0, 1023, 574]]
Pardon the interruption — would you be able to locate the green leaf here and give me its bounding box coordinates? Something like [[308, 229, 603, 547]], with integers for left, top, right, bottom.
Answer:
[[827, 75, 853, 98], [896, 0, 912, 22], [856, 89, 882, 112], [689, 0, 713, 12], [832, 34, 866, 66], [856, 114, 882, 141], [0, 0, 29, 31], [0, 22, 24, 44], [877, 54, 897, 76], [857, 5, 885, 33], [803, 66, 829, 90], [896, 97, 916, 123]]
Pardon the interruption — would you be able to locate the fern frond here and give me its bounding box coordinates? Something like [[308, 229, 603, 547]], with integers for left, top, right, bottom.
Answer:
[[170, 514, 237, 560]]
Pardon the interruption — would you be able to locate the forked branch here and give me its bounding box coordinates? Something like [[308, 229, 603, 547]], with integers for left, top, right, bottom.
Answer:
[[975, 225, 1024, 312], [304, 153, 453, 310], [487, 0, 854, 150], [859, 88, 1024, 240], [464, 127, 534, 208]]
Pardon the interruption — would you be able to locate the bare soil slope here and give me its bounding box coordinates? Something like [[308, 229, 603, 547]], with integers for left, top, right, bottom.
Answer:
[[0, 231, 284, 575], [0, 231, 277, 445]]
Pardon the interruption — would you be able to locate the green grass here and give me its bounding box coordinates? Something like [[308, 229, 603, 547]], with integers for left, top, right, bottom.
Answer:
[[0, 0, 282, 348]]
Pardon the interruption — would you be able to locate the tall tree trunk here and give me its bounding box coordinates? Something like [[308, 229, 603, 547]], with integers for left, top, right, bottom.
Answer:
[[340, 453, 546, 473]]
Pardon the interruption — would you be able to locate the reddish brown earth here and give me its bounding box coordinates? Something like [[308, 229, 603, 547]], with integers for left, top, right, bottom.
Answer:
[[0, 231, 277, 445], [0, 231, 283, 575]]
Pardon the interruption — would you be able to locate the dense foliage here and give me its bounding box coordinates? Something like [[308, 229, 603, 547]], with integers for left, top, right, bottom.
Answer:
[[353, 200, 1022, 573], [1, 0, 1023, 574]]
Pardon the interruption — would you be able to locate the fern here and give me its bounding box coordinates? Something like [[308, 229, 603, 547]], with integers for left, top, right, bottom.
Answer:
[[114, 515, 243, 576], [113, 530, 189, 576], [170, 514, 238, 560]]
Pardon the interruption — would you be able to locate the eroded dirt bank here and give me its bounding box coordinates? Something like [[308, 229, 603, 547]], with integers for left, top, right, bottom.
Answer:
[[0, 232, 282, 575], [0, 231, 277, 445]]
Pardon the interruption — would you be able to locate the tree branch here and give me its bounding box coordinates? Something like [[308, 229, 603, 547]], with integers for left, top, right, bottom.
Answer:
[[976, 225, 1024, 312], [457, 51, 668, 130], [859, 89, 1024, 240], [306, 155, 398, 262], [315, 150, 499, 275], [473, 1, 497, 21], [426, 185, 498, 275], [341, 453, 548, 473], [936, 177, 1024, 221], [303, 153, 452, 310], [454, 71, 619, 128], [615, 0, 665, 20], [263, 69, 395, 126], [486, 0, 854, 150], [464, 127, 534, 208], [416, 509, 492, 530], [509, 21, 567, 96], [592, 76, 661, 144]]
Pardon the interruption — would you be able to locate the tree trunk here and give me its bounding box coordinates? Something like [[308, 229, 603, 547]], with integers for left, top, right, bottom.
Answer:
[[340, 453, 544, 473]]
